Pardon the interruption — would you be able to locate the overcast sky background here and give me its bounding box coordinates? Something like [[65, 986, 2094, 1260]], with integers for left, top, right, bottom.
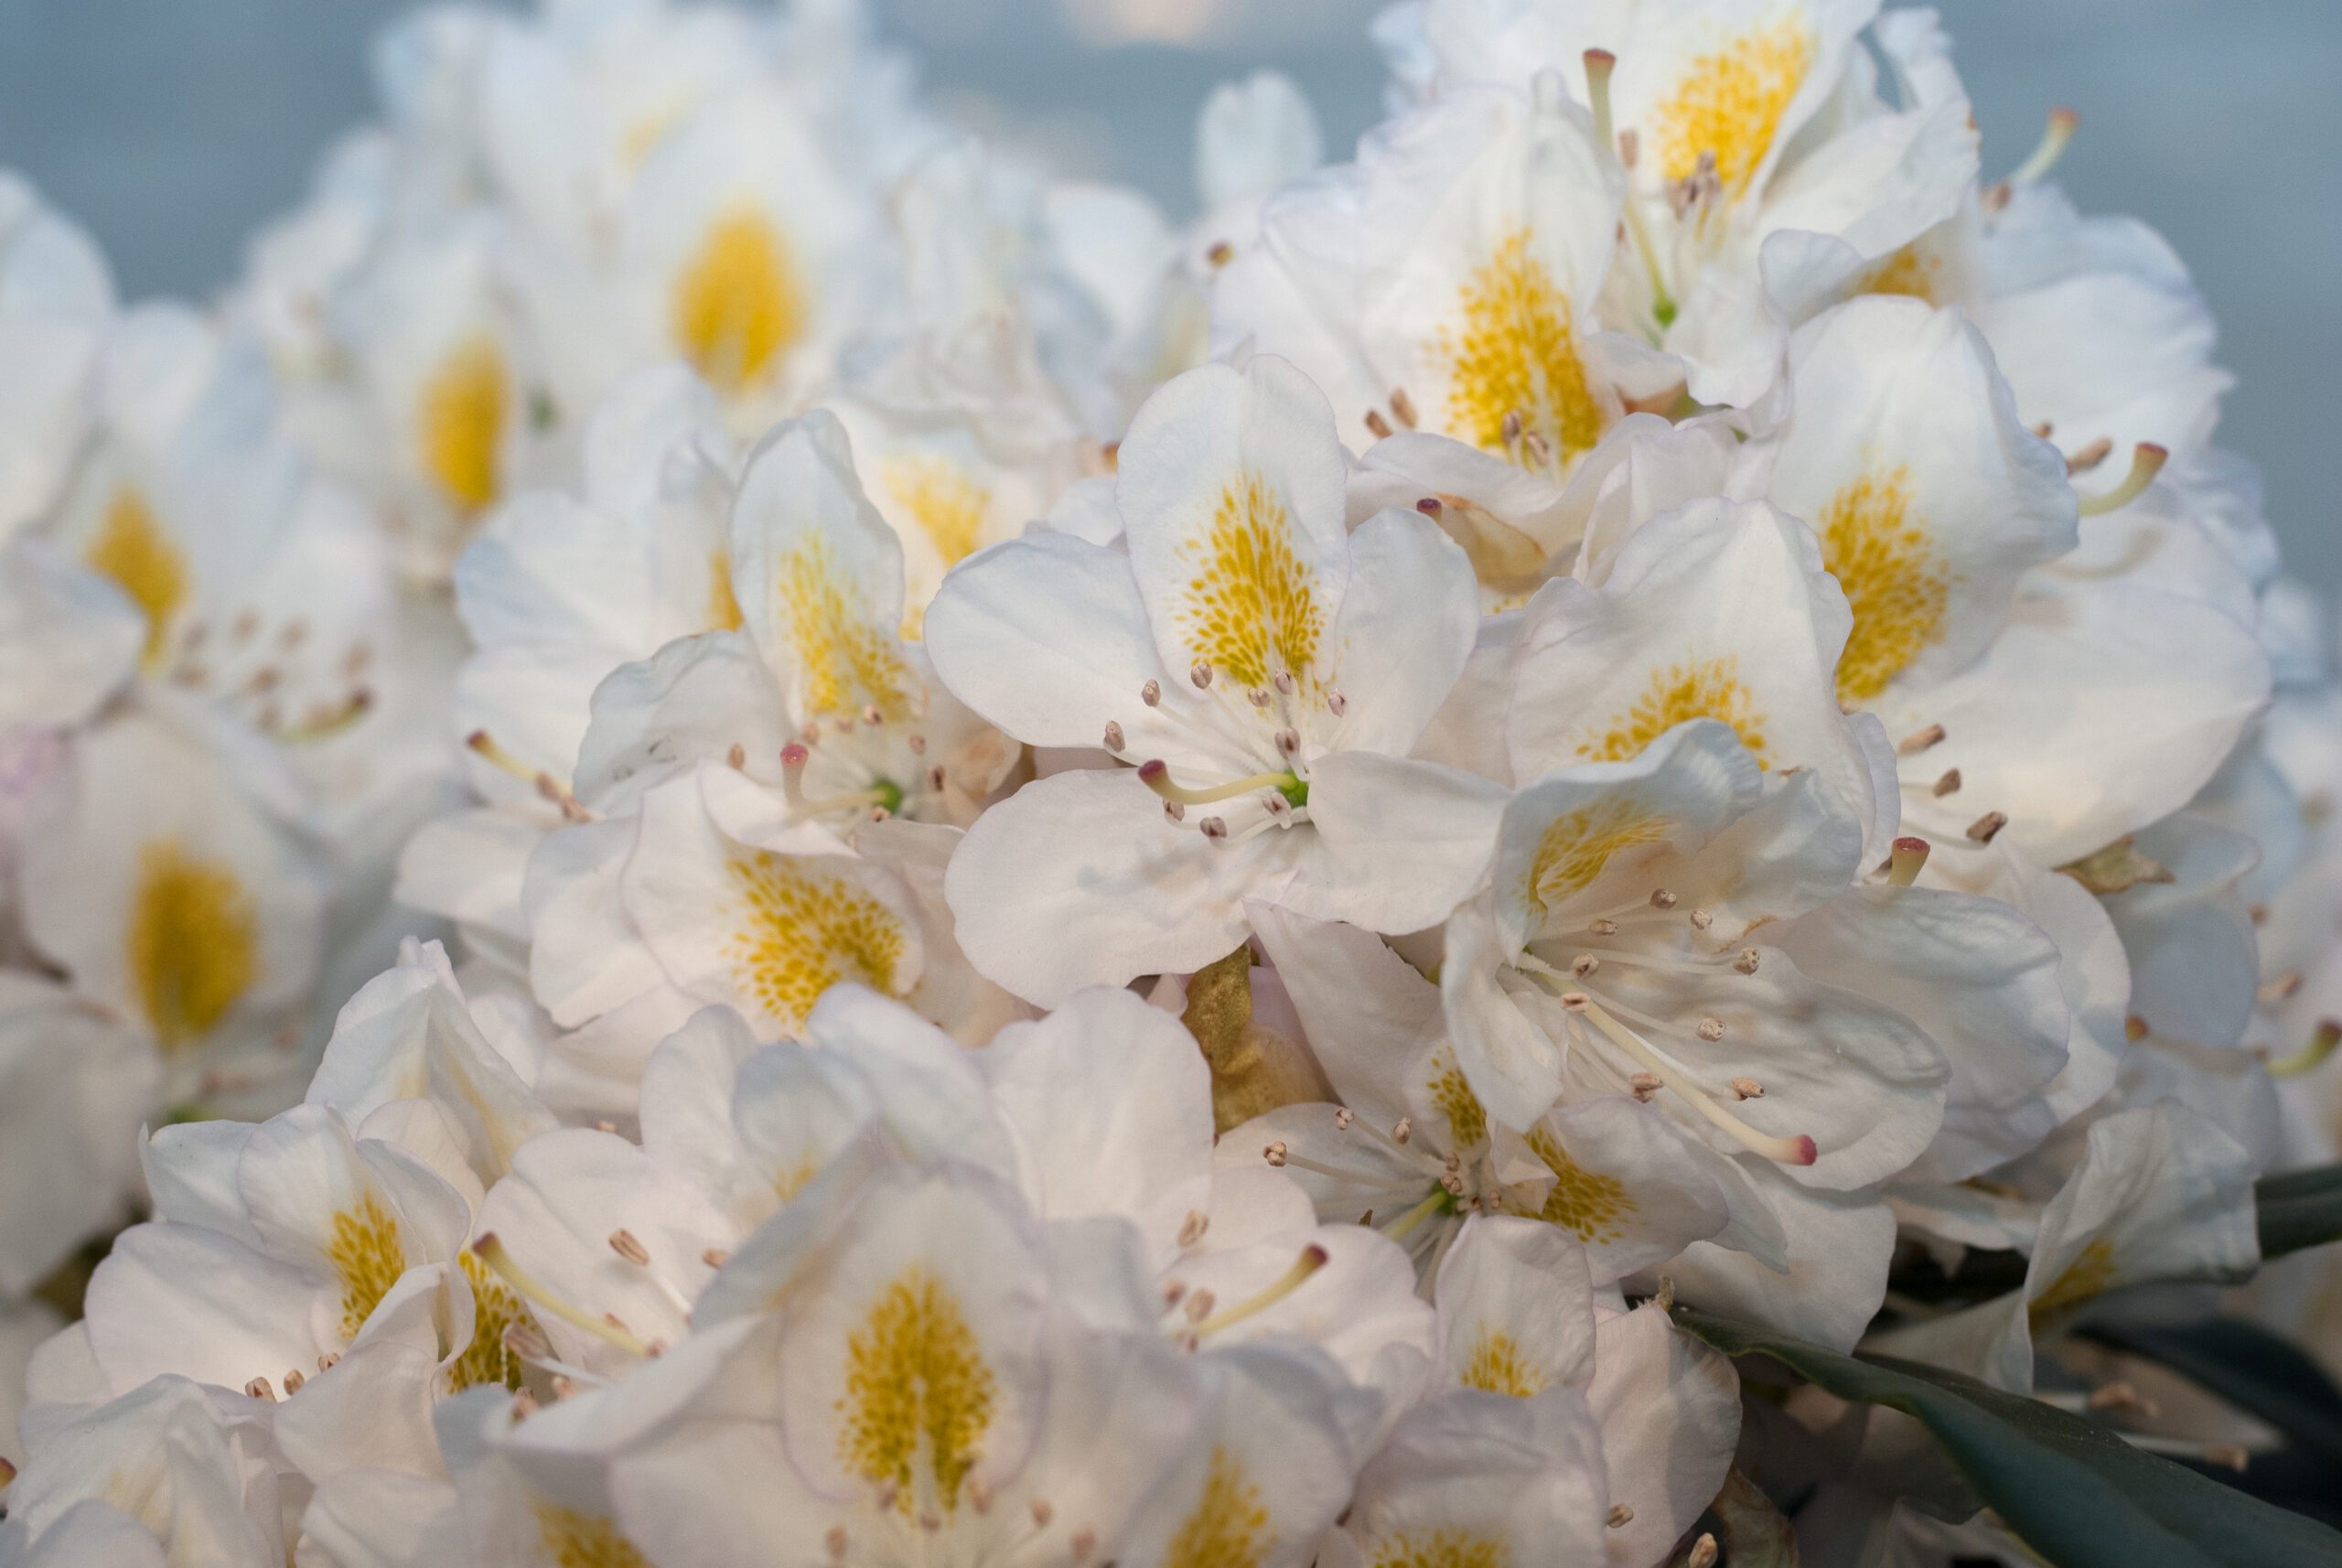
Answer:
[[1, 0, 2334, 585]]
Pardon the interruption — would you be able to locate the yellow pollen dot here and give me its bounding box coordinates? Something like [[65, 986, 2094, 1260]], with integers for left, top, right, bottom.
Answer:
[[1522, 799, 1668, 913], [1426, 1054, 1488, 1148], [1370, 1529, 1512, 1568], [1438, 229, 1603, 464], [671, 207, 806, 396], [1176, 471, 1323, 693], [773, 534, 916, 722], [1861, 245, 1941, 304], [837, 1264, 997, 1515], [885, 456, 993, 571], [418, 332, 509, 515], [704, 545, 745, 631], [1165, 1444, 1275, 1568], [1819, 467, 1950, 703], [450, 1250, 531, 1392], [1581, 657, 1768, 766], [1652, 16, 1817, 193], [327, 1192, 408, 1341], [1527, 1129, 1635, 1245], [1459, 1326, 1548, 1399], [725, 854, 910, 1031], [125, 839, 259, 1049], [535, 1503, 651, 1568], [85, 487, 188, 668], [2029, 1237, 2120, 1328]]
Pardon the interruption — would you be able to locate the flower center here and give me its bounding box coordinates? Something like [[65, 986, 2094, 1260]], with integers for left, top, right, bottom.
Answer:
[[1651, 16, 1816, 194], [86, 486, 188, 668], [418, 331, 508, 515], [839, 1264, 997, 1517], [671, 207, 805, 395], [328, 1192, 407, 1341], [126, 839, 259, 1048], [724, 854, 913, 1030], [1164, 1445, 1274, 1568], [1821, 466, 1948, 704], [1437, 229, 1603, 465]]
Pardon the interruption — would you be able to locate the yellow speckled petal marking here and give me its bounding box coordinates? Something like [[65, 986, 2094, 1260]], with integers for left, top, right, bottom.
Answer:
[[1861, 246, 1941, 304], [1653, 16, 1817, 193], [419, 332, 508, 514], [1460, 1326, 1549, 1399], [1166, 1445, 1275, 1568], [1176, 472, 1324, 692], [328, 1192, 407, 1340], [1580, 658, 1767, 766], [772, 533, 916, 721], [451, 1250, 531, 1391], [1426, 1051, 1489, 1149], [1371, 1530, 1512, 1568], [1820, 467, 1949, 703], [1439, 229, 1603, 463], [672, 208, 805, 395], [725, 854, 910, 1029], [704, 546, 745, 631], [885, 456, 992, 570], [1522, 799, 1668, 915], [838, 1264, 997, 1514], [2029, 1237, 2119, 1328], [126, 840, 259, 1049], [86, 487, 187, 668], [1527, 1129, 1636, 1245], [535, 1504, 651, 1568]]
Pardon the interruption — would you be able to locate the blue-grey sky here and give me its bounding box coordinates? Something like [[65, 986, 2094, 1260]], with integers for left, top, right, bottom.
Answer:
[[1, 0, 2333, 585]]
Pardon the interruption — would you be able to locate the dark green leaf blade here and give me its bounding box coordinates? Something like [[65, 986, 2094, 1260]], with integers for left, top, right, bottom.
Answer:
[[1675, 1305, 2342, 1568], [2257, 1165, 2342, 1261]]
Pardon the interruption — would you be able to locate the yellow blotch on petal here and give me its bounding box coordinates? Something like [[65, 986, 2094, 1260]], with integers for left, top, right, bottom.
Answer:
[[328, 1192, 408, 1340], [1653, 16, 1817, 193], [704, 546, 745, 631], [1522, 799, 1668, 914], [1820, 467, 1950, 704], [451, 1250, 531, 1392], [774, 535, 916, 722], [671, 207, 805, 396], [1427, 1053, 1489, 1149], [86, 487, 188, 668], [838, 1264, 997, 1515], [535, 1503, 651, 1568], [126, 839, 258, 1049], [1527, 1129, 1635, 1246], [1166, 1445, 1274, 1568], [1370, 1530, 1512, 1568], [1176, 471, 1323, 693], [1459, 1326, 1549, 1400], [2029, 1236, 2119, 1328], [419, 332, 508, 515], [725, 854, 910, 1030], [1581, 658, 1767, 766], [1861, 245, 1941, 304], [885, 456, 993, 572], [1439, 229, 1603, 464]]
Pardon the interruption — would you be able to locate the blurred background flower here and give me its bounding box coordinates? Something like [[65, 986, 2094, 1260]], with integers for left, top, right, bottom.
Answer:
[[1, 0, 2335, 581]]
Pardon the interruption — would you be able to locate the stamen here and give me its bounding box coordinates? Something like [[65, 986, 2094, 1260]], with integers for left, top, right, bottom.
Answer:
[[1392, 1116, 1413, 1144], [1885, 835, 1931, 886], [1390, 386, 1419, 428], [1206, 240, 1234, 267], [1688, 1531, 1720, 1568], [1333, 1107, 1353, 1130], [1190, 661, 1214, 689], [1327, 689, 1347, 716], [1187, 1244, 1329, 1337], [2009, 105, 2080, 185], [1573, 953, 1600, 977], [283, 1367, 306, 1394], [1688, 909, 1713, 931], [1575, 998, 1817, 1165], [1272, 669, 1295, 695], [2077, 443, 2167, 516], [1965, 811, 2008, 843], [1103, 721, 1126, 753], [1607, 1505, 1635, 1530], [1141, 679, 1161, 707], [2269, 1020, 2342, 1078], [473, 1233, 653, 1358], [1177, 1210, 1209, 1247], [1199, 816, 1228, 840], [1628, 1072, 1661, 1101], [1650, 888, 1678, 908], [2065, 435, 2114, 475], [1734, 948, 1761, 974], [1586, 48, 1679, 330], [2259, 971, 2304, 1004], [245, 1376, 277, 1402], [1696, 1017, 1724, 1042], [726, 743, 746, 769], [1932, 768, 1962, 798], [1897, 723, 1946, 755], [1730, 1077, 1764, 1100], [1365, 408, 1394, 440], [608, 1229, 650, 1266], [467, 731, 590, 822], [1163, 800, 1187, 822]]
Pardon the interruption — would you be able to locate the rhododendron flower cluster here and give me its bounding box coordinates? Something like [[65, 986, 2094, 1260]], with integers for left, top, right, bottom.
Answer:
[[4, 2, 2341, 1565]]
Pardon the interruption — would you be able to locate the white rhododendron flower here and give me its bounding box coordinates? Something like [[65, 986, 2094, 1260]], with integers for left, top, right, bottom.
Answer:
[[3, 2, 2340, 1563]]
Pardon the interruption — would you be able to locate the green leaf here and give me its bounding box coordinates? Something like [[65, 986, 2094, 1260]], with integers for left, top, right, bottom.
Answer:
[[2256, 1165, 2342, 1261], [2080, 1316, 2342, 1469], [1674, 1305, 2342, 1568]]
